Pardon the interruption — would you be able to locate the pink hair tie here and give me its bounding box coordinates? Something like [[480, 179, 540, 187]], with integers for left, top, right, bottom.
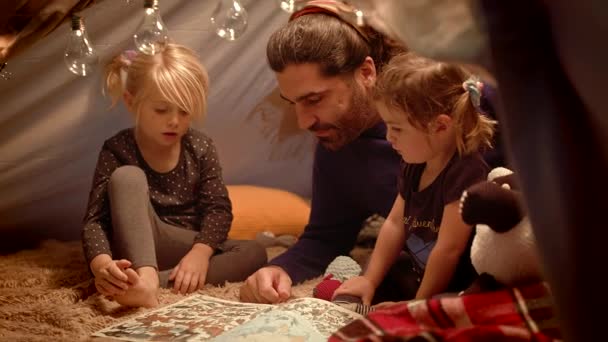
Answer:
[[119, 50, 137, 89], [119, 49, 138, 67]]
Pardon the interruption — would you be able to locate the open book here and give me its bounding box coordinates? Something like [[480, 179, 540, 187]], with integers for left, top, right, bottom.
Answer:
[[92, 295, 362, 341]]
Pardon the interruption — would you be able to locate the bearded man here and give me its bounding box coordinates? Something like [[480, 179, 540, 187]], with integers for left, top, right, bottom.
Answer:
[[239, 1, 406, 304]]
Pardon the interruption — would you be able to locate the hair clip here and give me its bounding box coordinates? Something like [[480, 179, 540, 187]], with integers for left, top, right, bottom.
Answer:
[[462, 75, 482, 110]]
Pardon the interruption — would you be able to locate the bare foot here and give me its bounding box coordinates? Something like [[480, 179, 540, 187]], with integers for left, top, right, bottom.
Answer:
[[114, 267, 159, 308]]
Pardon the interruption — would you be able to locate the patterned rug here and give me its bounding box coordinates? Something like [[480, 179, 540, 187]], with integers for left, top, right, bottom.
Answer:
[[0, 240, 323, 341]]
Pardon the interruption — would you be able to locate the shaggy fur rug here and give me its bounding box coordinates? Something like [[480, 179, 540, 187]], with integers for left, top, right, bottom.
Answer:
[[0, 240, 325, 341]]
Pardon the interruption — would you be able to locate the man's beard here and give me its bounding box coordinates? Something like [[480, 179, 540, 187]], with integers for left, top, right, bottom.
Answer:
[[316, 85, 379, 151]]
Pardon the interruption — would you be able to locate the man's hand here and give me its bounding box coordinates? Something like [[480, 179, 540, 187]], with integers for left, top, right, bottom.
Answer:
[[239, 266, 292, 304], [169, 243, 213, 294], [332, 275, 376, 306], [90, 254, 131, 297]]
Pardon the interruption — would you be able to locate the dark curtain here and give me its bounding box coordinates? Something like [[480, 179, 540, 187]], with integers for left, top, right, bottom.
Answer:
[[479, 1, 608, 341]]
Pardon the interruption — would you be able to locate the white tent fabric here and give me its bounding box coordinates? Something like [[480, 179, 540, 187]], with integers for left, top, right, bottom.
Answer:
[[0, 1, 315, 241]]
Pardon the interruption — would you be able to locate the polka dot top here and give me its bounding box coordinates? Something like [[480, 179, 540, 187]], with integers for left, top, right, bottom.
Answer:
[[81, 128, 233, 264]]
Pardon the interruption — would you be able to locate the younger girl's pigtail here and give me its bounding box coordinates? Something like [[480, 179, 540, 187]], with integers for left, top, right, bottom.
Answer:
[[462, 76, 482, 112], [452, 78, 496, 155], [451, 92, 475, 155]]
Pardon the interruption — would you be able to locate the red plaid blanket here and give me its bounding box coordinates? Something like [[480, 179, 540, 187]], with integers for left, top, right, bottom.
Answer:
[[330, 282, 561, 342]]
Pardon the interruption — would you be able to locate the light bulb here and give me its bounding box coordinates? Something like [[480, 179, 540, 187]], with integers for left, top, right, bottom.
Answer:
[[64, 15, 99, 77], [0, 62, 13, 81], [0, 62, 11, 80], [133, 0, 169, 55], [345, 0, 375, 13], [343, 0, 375, 25], [210, 0, 248, 41], [277, 0, 308, 13]]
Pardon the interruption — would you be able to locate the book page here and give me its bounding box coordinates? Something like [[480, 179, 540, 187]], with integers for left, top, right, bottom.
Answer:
[[93, 295, 361, 341]]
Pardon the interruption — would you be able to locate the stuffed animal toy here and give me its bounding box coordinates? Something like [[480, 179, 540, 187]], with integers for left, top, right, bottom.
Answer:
[[312, 256, 375, 315], [313, 256, 362, 301], [459, 167, 544, 292]]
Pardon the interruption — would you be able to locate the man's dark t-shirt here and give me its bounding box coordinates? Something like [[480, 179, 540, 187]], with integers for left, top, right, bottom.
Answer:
[[269, 122, 401, 283]]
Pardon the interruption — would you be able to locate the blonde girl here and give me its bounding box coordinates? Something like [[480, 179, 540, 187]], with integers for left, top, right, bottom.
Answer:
[[82, 44, 266, 308]]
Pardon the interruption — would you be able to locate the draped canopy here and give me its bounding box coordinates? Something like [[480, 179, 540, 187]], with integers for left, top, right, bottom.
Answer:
[[0, 1, 314, 244]]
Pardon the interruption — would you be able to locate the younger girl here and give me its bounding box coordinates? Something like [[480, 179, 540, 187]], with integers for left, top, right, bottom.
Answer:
[[333, 53, 496, 304], [82, 44, 266, 308]]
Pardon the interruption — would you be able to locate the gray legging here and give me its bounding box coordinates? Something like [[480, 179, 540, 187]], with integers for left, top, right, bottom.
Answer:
[[107, 166, 267, 288]]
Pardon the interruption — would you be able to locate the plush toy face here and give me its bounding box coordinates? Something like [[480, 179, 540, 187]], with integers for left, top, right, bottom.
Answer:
[[471, 218, 542, 286], [460, 168, 543, 288]]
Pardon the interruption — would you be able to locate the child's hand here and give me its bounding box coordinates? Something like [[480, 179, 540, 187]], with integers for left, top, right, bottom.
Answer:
[[90, 255, 131, 297], [169, 243, 213, 294], [332, 276, 376, 306]]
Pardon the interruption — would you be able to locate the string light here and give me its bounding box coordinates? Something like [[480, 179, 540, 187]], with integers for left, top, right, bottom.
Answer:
[[0, 62, 11, 80], [64, 15, 99, 77], [277, 0, 310, 13], [54, 1, 317, 76], [210, 0, 248, 41], [133, 0, 169, 55]]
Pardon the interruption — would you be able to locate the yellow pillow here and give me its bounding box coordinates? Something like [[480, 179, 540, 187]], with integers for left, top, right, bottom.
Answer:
[[226, 185, 310, 240]]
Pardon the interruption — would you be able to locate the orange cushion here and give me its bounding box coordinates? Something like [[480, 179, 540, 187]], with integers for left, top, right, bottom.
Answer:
[[226, 185, 310, 240]]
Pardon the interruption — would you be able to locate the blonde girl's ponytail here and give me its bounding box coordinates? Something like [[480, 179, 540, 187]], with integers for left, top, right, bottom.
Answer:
[[102, 45, 208, 123], [103, 50, 137, 107]]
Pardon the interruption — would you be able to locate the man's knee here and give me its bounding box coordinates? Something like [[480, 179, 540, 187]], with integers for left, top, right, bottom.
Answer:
[[108, 166, 148, 194], [207, 240, 268, 285], [237, 240, 268, 270]]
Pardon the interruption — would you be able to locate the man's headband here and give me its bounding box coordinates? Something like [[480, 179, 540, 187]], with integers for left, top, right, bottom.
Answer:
[[289, 0, 371, 43]]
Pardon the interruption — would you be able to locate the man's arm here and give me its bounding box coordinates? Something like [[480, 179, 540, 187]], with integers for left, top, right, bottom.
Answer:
[[268, 219, 365, 284], [241, 132, 400, 302], [268, 145, 370, 284]]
